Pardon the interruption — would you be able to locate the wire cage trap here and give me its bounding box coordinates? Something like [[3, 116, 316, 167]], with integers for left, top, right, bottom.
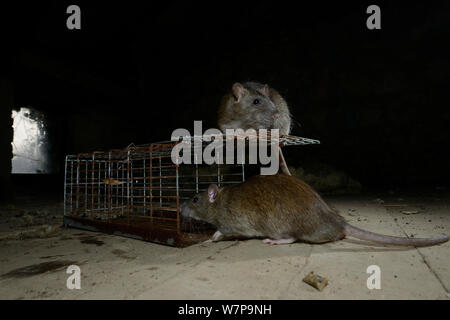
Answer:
[[63, 134, 320, 247]]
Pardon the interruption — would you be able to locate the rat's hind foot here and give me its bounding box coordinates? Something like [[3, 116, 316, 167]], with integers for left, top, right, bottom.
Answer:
[[211, 230, 224, 242], [262, 238, 295, 245]]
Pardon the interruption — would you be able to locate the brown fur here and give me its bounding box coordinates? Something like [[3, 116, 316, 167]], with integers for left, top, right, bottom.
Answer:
[[218, 82, 292, 135], [182, 174, 345, 243], [181, 174, 449, 247], [217, 82, 293, 176]]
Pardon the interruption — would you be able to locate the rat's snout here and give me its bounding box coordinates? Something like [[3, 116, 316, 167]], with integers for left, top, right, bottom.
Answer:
[[272, 112, 280, 120]]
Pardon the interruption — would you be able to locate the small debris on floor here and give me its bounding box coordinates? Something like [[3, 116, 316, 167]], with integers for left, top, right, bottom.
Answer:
[[401, 210, 420, 215], [303, 271, 328, 291]]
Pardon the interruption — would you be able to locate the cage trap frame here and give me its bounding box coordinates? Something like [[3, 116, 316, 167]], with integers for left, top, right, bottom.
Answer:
[[63, 134, 320, 247]]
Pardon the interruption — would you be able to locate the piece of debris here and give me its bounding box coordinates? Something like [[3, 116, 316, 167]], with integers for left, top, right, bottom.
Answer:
[[303, 271, 328, 291], [103, 178, 124, 185], [401, 210, 420, 215], [373, 198, 385, 204]]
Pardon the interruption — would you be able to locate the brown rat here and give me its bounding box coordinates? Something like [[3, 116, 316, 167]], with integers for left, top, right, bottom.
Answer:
[[181, 174, 449, 247], [217, 82, 292, 175], [218, 82, 292, 134]]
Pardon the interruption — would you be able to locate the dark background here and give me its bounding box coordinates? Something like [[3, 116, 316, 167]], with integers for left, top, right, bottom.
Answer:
[[1, 1, 449, 199]]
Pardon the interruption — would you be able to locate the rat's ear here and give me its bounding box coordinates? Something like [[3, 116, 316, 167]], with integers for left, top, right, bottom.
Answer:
[[261, 84, 270, 96], [232, 83, 246, 103], [207, 184, 219, 203]]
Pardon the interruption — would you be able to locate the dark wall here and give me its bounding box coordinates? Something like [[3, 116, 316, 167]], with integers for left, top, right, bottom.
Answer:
[[3, 1, 450, 198], [0, 79, 14, 200]]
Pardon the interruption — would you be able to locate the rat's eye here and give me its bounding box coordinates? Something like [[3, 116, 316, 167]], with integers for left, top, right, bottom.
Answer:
[[192, 196, 199, 203], [253, 99, 261, 105]]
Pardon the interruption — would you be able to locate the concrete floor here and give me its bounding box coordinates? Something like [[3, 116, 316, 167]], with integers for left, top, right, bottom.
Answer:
[[0, 192, 449, 299]]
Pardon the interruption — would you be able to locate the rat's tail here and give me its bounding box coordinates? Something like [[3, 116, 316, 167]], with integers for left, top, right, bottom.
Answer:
[[343, 222, 449, 247]]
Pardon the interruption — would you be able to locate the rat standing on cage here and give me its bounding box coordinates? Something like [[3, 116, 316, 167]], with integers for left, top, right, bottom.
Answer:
[[217, 82, 293, 175]]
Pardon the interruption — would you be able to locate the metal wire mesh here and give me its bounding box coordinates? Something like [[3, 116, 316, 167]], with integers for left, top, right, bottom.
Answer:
[[63, 134, 320, 246]]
